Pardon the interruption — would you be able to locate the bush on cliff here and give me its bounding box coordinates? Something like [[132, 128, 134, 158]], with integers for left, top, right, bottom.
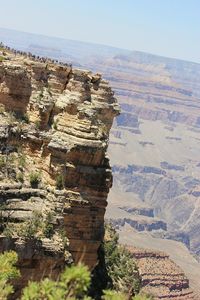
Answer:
[[0, 241, 153, 300], [103, 224, 141, 297], [0, 56, 6, 62], [0, 250, 152, 300], [90, 224, 141, 299], [29, 171, 41, 187], [0, 251, 20, 299], [21, 263, 91, 300], [56, 174, 64, 189]]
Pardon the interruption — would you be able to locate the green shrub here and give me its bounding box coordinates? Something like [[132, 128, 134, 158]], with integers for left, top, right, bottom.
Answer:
[[2, 211, 49, 240], [42, 212, 54, 238], [0, 251, 20, 281], [18, 154, 26, 169], [102, 290, 126, 300], [43, 223, 54, 238], [34, 120, 41, 129], [90, 224, 142, 299], [104, 224, 140, 297], [21, 113, 30, 124], [17, 211, 56, 240], [52, 120, 58, 130], [29, 172, 41, 187], [7, 153, 15, 166], [11, 112, 29, 124], [58, 228, 69, 248], [21, 264, 91, 300], [3, 224, 13, 238], [0, 56, 5, 62], [17, 172, 24, 183], [56, 174, 64, 189], [20, 211, 43, 239], [0, 250, 152, 300], [102, 291, 153, 300], [0, 251, 20, 299]]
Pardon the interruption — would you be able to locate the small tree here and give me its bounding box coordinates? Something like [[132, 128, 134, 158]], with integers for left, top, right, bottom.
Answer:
[[102, 290, 126, 300], [0, 251, 152, 300], [0, 251, 20, 299], [56, 174, 64, 190], [21, 264, 91, 300], [18, 154, 26, 169], [42, 212, 54, 238], [104, 224, 140, 297], [29, 172, 41, 188]]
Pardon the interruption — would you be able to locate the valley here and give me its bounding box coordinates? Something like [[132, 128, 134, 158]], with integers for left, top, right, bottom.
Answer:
[[1, 27, 200, 298]]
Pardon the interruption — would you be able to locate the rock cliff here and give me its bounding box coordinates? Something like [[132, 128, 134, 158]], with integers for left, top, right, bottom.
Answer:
[[0, 47, 119, 291]]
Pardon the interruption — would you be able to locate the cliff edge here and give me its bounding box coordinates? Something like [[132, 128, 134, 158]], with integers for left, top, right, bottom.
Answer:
[[0, 47, 119, 290]]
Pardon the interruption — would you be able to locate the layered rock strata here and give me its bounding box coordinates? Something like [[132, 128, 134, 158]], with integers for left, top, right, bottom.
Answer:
[[128, 247, 196, 300], [0, 49, 119, 289]]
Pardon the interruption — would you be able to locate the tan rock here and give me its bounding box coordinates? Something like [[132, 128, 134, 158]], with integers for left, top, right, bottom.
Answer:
[[0, 49, 119, 294]]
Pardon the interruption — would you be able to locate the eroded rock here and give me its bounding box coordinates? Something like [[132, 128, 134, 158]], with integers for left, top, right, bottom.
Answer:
[[0, 49, 119, 292]]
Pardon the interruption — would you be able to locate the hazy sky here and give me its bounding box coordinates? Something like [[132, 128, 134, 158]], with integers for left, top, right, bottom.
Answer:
[[0, 0, 200, 63]]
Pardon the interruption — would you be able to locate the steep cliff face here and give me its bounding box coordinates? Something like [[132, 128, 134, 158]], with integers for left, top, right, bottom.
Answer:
[[0, 49, 119, 290]]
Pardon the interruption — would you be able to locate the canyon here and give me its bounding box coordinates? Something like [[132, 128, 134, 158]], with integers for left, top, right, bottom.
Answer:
[[0, 28, 200, 299]]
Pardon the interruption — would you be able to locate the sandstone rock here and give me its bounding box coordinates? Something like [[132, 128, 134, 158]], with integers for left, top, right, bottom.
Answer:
[[0, 49, 119, 293]]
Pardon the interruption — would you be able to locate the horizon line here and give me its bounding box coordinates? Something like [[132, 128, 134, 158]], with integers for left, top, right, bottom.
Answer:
[[0, 26, 200, 66]]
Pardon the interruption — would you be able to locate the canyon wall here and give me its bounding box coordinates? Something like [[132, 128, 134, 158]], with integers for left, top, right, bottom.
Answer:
[[1, 31, 200, 299], [0, 49, 119, 291]]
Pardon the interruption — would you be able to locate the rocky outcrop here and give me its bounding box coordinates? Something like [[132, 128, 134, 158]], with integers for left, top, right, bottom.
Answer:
[[127, 247, 196, 300], [108, 216, 167, 232], [0, 48, 119, 291], [4, 31, 200, 258]]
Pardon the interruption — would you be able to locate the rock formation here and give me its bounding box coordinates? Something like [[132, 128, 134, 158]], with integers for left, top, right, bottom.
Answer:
[[2, 29, 200, 259], [0, 48, 119, 292], [1, 33, 200, 299], [127, 247, 196, 300]]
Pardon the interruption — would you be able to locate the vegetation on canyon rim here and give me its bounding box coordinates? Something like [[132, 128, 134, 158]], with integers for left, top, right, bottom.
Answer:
[[0, 225, 153, 300]]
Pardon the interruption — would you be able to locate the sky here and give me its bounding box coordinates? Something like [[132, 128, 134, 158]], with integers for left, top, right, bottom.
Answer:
[[0, 0, 200, 63]]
